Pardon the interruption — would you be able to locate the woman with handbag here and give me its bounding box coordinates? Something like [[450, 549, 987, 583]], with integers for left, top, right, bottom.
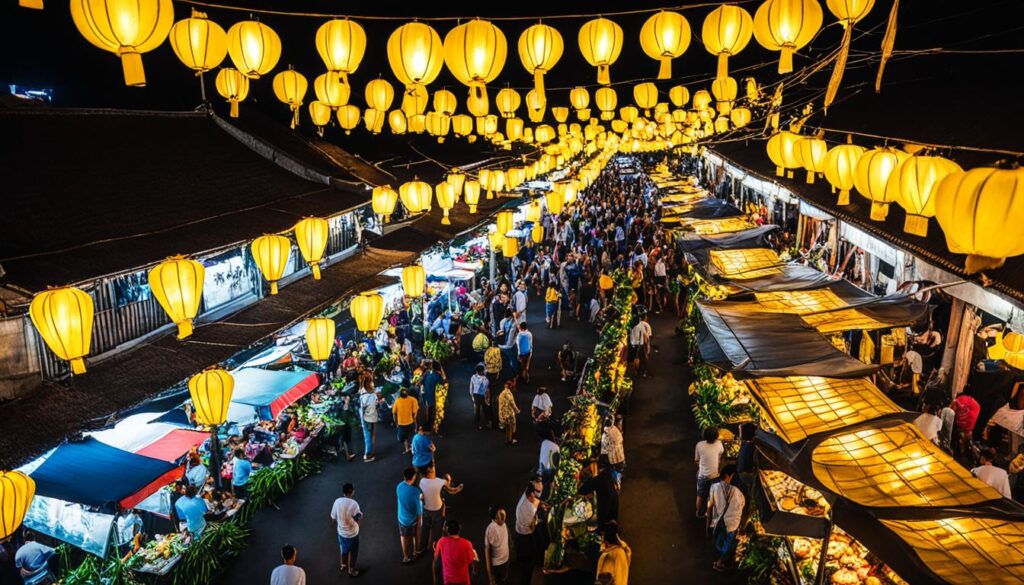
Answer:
[[707, 464, 744, 572]]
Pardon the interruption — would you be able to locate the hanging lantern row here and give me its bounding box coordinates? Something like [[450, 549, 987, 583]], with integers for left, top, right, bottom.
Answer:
[[764, 131, 1024, 274]]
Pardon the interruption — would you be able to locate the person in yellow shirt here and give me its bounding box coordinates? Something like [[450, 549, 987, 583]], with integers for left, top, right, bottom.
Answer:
[[596, 524, 631, 585], [545, 280, 562, 329], [392, 388, 419, 454]]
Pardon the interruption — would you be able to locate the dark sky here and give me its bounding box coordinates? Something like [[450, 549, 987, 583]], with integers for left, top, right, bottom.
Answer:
[[2, 1, 1021, 155]]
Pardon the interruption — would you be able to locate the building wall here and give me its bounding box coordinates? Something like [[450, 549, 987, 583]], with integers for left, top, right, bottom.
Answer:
[[0, 316, 39, 400]]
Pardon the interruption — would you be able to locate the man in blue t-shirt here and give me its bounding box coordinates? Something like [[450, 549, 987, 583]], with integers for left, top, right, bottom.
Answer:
[[411, 426, 435, 471], [173, 485, 209, 538], [420, 361, 444, 431], [515, 322, 534, 384], [231, 450, 252, 500], [396, 467, 423, 563]]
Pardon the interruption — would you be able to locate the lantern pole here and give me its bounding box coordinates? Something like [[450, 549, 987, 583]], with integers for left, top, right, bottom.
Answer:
[[209, 423, 224, 490]]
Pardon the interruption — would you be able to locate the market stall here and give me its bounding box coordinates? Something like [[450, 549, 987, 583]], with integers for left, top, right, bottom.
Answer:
[[225, 367, 321, 424]]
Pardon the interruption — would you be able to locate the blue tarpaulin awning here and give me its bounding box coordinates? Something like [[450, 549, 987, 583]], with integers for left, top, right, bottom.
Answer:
[[30, 437, 181, 511], [226, 367, 321, 423]]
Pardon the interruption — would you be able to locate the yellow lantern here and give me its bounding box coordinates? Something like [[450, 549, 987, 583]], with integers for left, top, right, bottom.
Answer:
[[433, 89, 457, 115], [488, 230, 504, 251], [401, 265, 426, 299], [633, 82, 658, 114], [526, 201, 543, 222], [365, 78, 395, 111], [400, 180, 432, 213], [502, 236, 520, 258], [518, 22, 563, 104], [446, 170, 466, 199], [189, 368, 233, 426], [426, 112, 451, 142], [444, 19, 507, 112], [226, 20, 282, 79], [70, 0, 174, 87], [305, 318, 336, 362], [309, 101, 331, 134], [823, 142, 866, 204], [753, 0, 824, 74], [315, 19, 366, 84], [495, 88, 521, 118], [714, 116, 730, 133], [464, 180, 481, 213], [795, 136, 828, 183], [640, 10, 691, 79], [0, 471, 35, 542], [935, 167, 1024, 273], [730, 107, 751, 127], [169, 10, 228, 74], [401, 83, 430, 116], [711, 76, 737, 115], [149, 255, 204, 339], [364, 108, 386, 134], [467, 92, 489, 117], [765, 130, 802, 177], [619, 106, 639, 124], [595, 86, 617, 117], [546, 190, 564, 215], [19, 0, 43, 8], [507, 167, 527, 190], [570, 87, 590, 111], [496, 210, 515, 236], [389, 110, 408, 134], [506, 117, 525, 142], [29, 287, 94, 375], [294, 217, 329, 280], [692, 89, 713, 111], [251, 234, 291, 295], [436, 182, 457, 224], [387, 22, 444, 93], [668, 85, 689, 107], [272, 69, 308, 128], [525, 89, 546, 123], [854, 146, 907, 220], [409, 114, 427, 134], [452, 114, 473, 138], [551, 107, 569, 124], [485, 168, 505, 198], [578, 17, 623, 85], [535, 124, 556, 144], [350, 291, 385, 333], [336, 104, 361, 134], [824, 0, 875, 108], [215, 68, 249, 117], [702, 4, 754, 79], [1005, 332, 1024, 354], [887, 155, 962, 237], [531, 223, 544, 244], [372, 185, 399, 221], [314, 72, 350, 110]]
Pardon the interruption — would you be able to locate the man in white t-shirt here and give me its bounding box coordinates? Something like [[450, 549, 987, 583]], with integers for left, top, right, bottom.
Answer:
[[695, 427, 724, 518], [329, 483, 362, 577], [972, 448, 1013, 498], [484, 507, 511, 584], [531, 387, 553, 421], [270, 545, 306, 585], [512, 282, 529, 325], [358, 388, 381, 462], [913, 404, 943, 444], [419, 465, 464, 548], [514, 477, 545, 585], [629, 313, 652, 376]]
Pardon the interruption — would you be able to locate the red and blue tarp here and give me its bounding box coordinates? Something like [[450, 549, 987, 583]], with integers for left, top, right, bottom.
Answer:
[[227, 368, 320, 422]]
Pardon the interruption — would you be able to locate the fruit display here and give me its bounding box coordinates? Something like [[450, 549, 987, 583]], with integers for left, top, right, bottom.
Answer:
[[129, 532, 187, 574], [761, 470, 829, 518], [786, 527, 907, 585]]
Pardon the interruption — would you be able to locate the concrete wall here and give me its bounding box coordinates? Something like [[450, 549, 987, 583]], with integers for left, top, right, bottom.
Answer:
[[0, 316, 40, 400]]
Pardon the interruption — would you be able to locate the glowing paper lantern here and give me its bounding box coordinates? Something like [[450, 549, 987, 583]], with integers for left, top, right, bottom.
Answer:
[[272, 69, 308, 128], [507, 167, 526, 190], [578, 17, 623, 85], [795, 136, 828, 183], [444, 19, 507, 112], [308, 101, 331, 134], [640, 10, 691, 79], [433, 89, 457, 115], [518, 22, 563, 102], [753, 0, 824, 74], [823, 142, 866, 204], [633, 82, 658, 114], [692, 89, 713, 111], [711, 76, 738, 115], [251, 235, 291, 295], [853, 146, 907, 220], [452, 114, 473, 138], [336, 104, 361, 134], [350, 291, 385, 333], [389, 110, 408, 134], [149, 255, 204, 339], [70, 0, 174, 86], [436, 182, 457, 224], [570, 87, 590, 112], [372, 185, 399, 221], [595, 87, 618, 118], [886, 155, 962, 237], [408, 113, 427, 134], [364, 108, 386, 134], [188, 368, 233, 426], [546, 190, 564, 215], [315, 18, 366, 84], [506, 117, 525, 141], [402, 265, 426, 298], [934, 166, 1024, 273], [702, 4, 753, 79], [401, 83, 430, 116], [526, 201, 542, 222], [400, 180, 432, 213], [314, 72, 350, 109], [303, 318, 336, 362], [488, 230, 504, 251], [531, 223, 544, 244], [365, 78, 395, 111], [495, 88, 521, 118], [765, 130, 802, 177], [169, 10, 228, 73], [496, 210, 515, 235], [525, 90, 545, 123], [294, 217, 329, 280], [730, 107, 751, 127], [502, 236, 520, 258], [464, 180, 481, 213], [215, 68, 249, 117], [669, 85, 690, 107], [387, 22, 444, 93], [426, 111, 451, 142], [226, 20, 281, 79], [29, 287, 94, 374], [446, 170, 466, 199], [0, 471, 35, 542]]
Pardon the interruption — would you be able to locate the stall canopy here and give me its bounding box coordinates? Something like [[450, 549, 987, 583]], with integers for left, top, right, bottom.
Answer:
[[709, 248, 783, 280], [664, 199, 742, 220], [227, 367, 320, 422], [676, 224, 778, 254], [134, 429, 209, 463], [30, 438, 181, 511], [746, 377, 903, 444], [812, 421, 1002, 509], [664, 216, 755, 234], [697, 302, 878, 378]]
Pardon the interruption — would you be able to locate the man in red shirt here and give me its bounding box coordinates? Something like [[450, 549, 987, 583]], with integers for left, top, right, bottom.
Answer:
[[953, 390, 981, 454], [433, 519, 477, 585]]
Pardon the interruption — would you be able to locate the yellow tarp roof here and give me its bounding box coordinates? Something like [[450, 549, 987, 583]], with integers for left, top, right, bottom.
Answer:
[[881, 517, 1024, 585], [812, 422, 1002, 508], [709, 248, 782, 279], [746, 376, 902, 444], [744, 289, 891, 333], [689, 217, 756, 235]]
